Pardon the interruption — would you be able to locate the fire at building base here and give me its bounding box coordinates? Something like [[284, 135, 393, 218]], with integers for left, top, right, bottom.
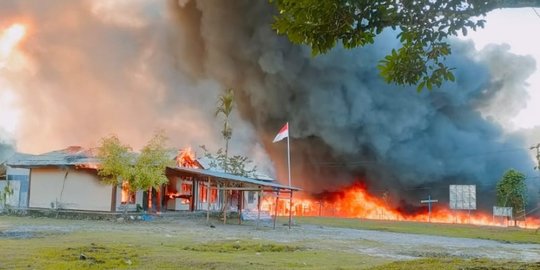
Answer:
[[3, 146, 538, 229], [265, 183, 540, 229]]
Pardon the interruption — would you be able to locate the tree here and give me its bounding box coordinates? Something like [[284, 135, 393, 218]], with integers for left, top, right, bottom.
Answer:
[[98, 133, 173, 190], [131, 132, 174, 191], [97, 133, 172, 213], [211, 89, 257, 221], [496, 169, 527, 224], [200, 146, 257, 178], [0, 142, 14, 179], [208, 88, 258, 177], [0, 163, 13, 210], [96, 135, 133, 186], [0, 163, 6, 180], [0, 181, 14, 210], [271, 0, 540, 91], [531, 143, 540, 170], [215, 88, 234, 171]]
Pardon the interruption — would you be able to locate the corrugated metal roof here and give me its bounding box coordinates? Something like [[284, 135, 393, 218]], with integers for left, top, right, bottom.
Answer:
[[196, 156, 275, 182], [167, 166, 300, 191], [7, 146, 99, 168], [7, 146, 296, 190]]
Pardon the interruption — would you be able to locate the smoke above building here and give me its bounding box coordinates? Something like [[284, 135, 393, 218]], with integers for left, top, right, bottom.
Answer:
[[0, 0, 537, 208], [0, 141, 14, 164]]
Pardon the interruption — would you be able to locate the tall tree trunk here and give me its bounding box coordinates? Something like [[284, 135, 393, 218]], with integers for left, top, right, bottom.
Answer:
[[224, 138, 229, 173]]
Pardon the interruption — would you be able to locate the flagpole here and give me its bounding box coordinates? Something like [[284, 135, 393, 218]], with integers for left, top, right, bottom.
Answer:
[[287, 122, 293, 229], [287, 122, 291, 187]]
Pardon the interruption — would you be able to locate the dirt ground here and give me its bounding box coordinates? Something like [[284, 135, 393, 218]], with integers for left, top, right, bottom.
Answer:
[[1, 215, 539, 263]]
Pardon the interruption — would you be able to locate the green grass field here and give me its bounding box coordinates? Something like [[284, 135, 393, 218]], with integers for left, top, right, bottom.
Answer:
[[288, 216, 540, 244], [0, 219, 387, 269], [1, 216, 539, 269]]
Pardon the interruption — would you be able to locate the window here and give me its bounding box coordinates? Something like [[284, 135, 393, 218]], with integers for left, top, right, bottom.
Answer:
[[180, 181, 192, 205], [199, 184, 208, 203], [199, 184, 218, 203], [181, 182, 191, 194], [248, 191, 255, 204], [210, 189, 217, 203]]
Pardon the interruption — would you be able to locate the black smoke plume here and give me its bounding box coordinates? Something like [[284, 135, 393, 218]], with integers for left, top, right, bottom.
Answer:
[[173, 1, 537, 209]]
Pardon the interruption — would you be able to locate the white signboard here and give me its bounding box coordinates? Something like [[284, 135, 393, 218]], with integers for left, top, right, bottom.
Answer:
[[493, 206, 513, 217], [449, 185, 476, 210]]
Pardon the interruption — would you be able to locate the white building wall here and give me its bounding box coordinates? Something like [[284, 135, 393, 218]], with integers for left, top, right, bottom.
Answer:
[[243, 191, 260, 211], [29, 168, 113, 211]]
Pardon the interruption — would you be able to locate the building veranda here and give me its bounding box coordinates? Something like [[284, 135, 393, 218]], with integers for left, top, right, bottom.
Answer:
[[5, 146, 299, 226]]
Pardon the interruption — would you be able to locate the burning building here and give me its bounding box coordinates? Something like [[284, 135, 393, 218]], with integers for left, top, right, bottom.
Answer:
[[7, 146, 297, 218], [164, 147, 296, 221], [0, 1, 539, 226]]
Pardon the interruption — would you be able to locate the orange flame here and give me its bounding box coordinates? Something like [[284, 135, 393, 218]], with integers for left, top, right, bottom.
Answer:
[[76, 163, 100, 170], [166, 192, 190, 204], [262, 184, 540, 229], [0, 23, 26, 59], [176, 147, 199, 168]]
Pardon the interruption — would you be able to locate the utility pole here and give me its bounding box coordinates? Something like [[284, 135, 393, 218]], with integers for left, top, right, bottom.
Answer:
[[420, 195, 438, 223], [531, 143, 540, 170], [531, 143, 540, 230]]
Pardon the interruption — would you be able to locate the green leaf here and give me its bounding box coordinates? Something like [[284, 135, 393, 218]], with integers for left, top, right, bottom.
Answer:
[[426, 80, 432, 90], [447, 72, 455, 82], [270, 0, 492, 88], [417, 81, 426, 92]]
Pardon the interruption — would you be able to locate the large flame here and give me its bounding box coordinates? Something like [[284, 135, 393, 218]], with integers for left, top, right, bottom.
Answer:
[[0, 23, 27, 133], [176, 147, 199, 168], [0, 23, 26, 60], [262, 183, 540, 229]]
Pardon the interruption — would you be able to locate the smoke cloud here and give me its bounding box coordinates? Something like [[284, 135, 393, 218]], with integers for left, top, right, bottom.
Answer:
[[0, 129, 14, 163], [0, 0, 537, 208], [0, 141, 14, 164], [171, 1, 538, 208]]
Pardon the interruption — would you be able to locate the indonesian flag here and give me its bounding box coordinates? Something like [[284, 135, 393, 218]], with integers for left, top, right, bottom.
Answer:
[[272, 123, 289, 143]]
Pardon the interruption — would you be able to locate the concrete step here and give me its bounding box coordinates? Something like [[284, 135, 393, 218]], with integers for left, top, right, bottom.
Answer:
[[241, 210, 272, 221]]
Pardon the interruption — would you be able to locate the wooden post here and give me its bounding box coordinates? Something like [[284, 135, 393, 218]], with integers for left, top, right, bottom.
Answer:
[[217, 183, 221, 210], [238, 191, 243, 225], [156, 186, 162, 213], [273, 190, 279, 229], [223, 189, 228, 224], [256, 190, 262, 228], [206, 177, 211, 224], [110, 185, 117, 212], [148, 187, 153, 212], [190, 179, 195, 212], [193, 180, 199, 211], [288, 190, 293, 229]]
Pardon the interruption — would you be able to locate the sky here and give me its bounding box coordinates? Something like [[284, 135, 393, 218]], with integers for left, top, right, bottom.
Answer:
[[0, 6, 539, 149], [459, 8, 540, 130]]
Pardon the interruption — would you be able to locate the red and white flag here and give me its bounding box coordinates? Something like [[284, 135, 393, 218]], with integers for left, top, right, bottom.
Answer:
[[272, 123, 289, 143]]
